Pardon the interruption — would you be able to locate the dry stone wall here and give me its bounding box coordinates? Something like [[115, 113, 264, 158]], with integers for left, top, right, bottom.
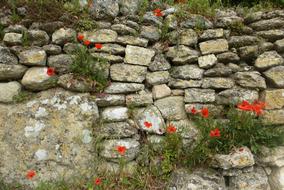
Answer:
[[0, 2, 284, 189]]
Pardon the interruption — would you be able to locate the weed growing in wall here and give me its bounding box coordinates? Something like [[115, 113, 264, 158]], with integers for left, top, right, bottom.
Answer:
[[70, 46, 109, 92], [186, 101, 284, 167]]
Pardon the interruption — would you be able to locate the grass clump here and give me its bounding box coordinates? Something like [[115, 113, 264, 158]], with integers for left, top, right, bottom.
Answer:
[[70, 47, 109, 92]]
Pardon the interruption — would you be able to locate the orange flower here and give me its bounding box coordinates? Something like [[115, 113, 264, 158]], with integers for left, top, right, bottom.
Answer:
[[77, 34, 84, 41], [94, 177, 102, 185], [210, 128, 220, 138], [95, 43, 103, 49], [201, 107, 209, 118], [116, 145, 127, 155], [167, 124, 177, 134], [26, 170, 36, 180], [153, 8, 163, 17], [237, 100, 266, 116], [83, 40, 91, 46], [144, 121, 152, 128], [46, 67, 55, 76], [191, 107, 197, 114]]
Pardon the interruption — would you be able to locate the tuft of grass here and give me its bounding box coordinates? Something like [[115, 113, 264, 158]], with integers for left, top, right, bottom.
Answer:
[[70, 47, 109, 92]]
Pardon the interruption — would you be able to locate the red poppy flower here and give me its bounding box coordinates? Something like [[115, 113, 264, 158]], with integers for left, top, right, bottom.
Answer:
[[95, 43, 103, 49], [210, 128, 220, 138], [201, 107, 209, 118], [144, 121, 152, 128], [167, 124, 177, 134], [77, 34, 84, 41], [83, 40, 91, 46], [46, 67, 55, 76], [116, 145, 127, 155], [191, 107, 197, 114], [94, 178, 102, 185], [26, 170, 36, 180], [237, 100, 253, 111]]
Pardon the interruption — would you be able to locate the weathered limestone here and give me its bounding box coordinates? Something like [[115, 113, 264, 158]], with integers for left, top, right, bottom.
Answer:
[[184, 88, 215, 103], [110, 63, 147, 83], [154, 96, 187, 120], [18, 48, 47, 66], [255, 51, 284, 70], [0, 81, 22, 103], [260, 89, 284, 110], [199, 39, 229, 55], [124, 45, 155, 66], [101, 106, 128, 122]]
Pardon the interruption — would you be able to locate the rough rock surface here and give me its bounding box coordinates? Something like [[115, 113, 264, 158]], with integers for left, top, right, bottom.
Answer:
[[154, 96, 187, 120], [229, 167, 270, 190], [212, 147, 255, 170], [263, 66, 284, 87], [99, 138, 140, 162], [169, 168, 226, 190], [124, 45, 155, 66], [0, 88, 99, 186]]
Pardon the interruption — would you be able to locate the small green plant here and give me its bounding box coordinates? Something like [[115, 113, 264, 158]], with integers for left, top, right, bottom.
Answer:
[[21, 31, 30, 46], [70, 47, 109, 92], [13, 91, 35, 103], [0, 23, 5, 40], [227, 20, 246, 35], [160, 21, 170, 41], [186, 101, 284, 167], [75, 18, 97, 32], [138, 0, 149, 22]]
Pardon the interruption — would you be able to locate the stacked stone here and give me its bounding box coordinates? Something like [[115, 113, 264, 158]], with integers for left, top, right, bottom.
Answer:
[[0, 1, 284, 189]]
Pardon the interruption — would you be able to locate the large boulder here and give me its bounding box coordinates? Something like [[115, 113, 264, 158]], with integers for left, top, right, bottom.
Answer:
[[0, 89, 99, 186]]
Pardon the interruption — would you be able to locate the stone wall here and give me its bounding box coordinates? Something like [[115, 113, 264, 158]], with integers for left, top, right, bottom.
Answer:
[[0, 1, 284, 189]]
